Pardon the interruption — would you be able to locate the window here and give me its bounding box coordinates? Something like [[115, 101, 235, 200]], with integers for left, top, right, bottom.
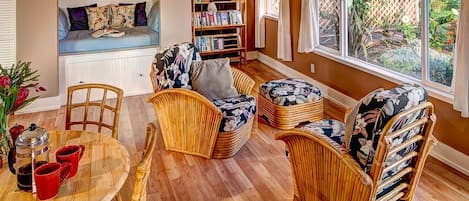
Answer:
[[266, 0, 280, 17], [317, 0, 460, 90], [319, 0, 340, 50]]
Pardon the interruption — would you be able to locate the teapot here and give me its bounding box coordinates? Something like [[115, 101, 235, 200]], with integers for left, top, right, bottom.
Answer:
[[8, 124, 50, 192]]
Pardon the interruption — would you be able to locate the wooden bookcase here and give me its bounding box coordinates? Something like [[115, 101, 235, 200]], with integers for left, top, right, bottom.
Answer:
[[192, 0, 247, 63]]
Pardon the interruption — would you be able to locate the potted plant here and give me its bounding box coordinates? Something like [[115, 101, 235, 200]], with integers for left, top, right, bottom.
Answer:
[[0, 61, 46, 165]]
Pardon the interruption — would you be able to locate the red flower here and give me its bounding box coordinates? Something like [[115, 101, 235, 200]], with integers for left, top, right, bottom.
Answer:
[[0, 76, 11, 90], [14, 87, 29, 108]]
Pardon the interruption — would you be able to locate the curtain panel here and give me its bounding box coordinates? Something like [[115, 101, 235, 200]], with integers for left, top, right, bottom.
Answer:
[[277, 0, 292, 61], [298, 0, 319, 53], [453, 0, 469, 118], [255, 0, 266, 48]]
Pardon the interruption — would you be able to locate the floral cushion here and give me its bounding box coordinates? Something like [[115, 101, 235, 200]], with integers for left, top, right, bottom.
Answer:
[[212, 95, 257, 132], [260, 78, 322, 106], [299, 119, 347, 153], [348, 83, 428, 173], [153, 43, 201, 89], [110, 5, 136, 28], [86, 6, 110, 31]]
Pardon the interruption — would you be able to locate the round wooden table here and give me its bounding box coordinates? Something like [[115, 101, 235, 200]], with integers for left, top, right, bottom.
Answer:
[[0, 130, 130, 201]]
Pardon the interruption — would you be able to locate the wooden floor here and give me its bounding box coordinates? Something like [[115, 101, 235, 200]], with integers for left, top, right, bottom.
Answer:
[[12, 60, 469, 201]]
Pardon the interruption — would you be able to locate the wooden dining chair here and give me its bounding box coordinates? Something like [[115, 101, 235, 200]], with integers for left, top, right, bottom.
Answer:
[[116, 123, 158, 201], [66, 83, 123, 139]]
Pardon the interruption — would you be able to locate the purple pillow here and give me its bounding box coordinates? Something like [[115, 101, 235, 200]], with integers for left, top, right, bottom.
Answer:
[[119, 2, 147, 26], [67, 3, 98, 31]]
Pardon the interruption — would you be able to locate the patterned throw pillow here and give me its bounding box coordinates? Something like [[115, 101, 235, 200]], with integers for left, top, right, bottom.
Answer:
[[86, 6, 110, 31], [110, 5, 136, 29], [119, 2, 148, 26], [347, 83, 428, 173]]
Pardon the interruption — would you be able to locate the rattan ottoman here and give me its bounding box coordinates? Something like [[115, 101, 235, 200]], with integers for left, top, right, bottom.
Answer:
[[259, 78, 324, 129]]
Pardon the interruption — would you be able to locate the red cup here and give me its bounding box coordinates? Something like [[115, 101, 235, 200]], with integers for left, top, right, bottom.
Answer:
[[34, 162, 71, 200], [55, 145, 85, 178]]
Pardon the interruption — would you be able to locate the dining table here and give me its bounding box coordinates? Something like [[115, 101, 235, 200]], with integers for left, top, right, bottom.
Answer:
[[0, 130, 130, 201]]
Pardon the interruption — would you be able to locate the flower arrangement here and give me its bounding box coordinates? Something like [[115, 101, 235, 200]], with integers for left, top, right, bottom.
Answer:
[[0, 61, 46, 157]]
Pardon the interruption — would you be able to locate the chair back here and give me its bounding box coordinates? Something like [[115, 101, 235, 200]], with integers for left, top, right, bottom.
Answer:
[[371, 102, 437, 201], [66, 83, 123, 139], [131, 123, 158, 201], [346, 83, 437, 200]]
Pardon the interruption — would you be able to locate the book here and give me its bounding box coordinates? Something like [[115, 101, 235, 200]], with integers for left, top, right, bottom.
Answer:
[[220, 12, 229, 25]]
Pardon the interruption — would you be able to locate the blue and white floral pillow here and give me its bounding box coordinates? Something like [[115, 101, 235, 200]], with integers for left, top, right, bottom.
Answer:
[[347, 83, 428, 173], [153, 43, 201, 90]]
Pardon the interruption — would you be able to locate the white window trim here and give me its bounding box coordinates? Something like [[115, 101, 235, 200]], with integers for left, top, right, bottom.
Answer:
[[314, 47, 454, 104], [264, 14, 279, 21], [265, 0, 279, 19], [314, 0, 455, 104]]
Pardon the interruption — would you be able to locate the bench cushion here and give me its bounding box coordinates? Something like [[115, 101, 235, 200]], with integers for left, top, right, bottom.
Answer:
[[213, 95, 257, 132], [260, 78, 322, 106]]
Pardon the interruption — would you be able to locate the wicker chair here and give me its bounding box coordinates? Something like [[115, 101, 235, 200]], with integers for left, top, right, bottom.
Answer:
[[66, 83, 123, 139], [149, 67, 256, 159], [116, 123, 158, 201], [276, 85, 438, 201]]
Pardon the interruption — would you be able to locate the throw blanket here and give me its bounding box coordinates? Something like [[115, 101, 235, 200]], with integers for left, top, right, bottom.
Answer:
[[153, 43, 201, 89]]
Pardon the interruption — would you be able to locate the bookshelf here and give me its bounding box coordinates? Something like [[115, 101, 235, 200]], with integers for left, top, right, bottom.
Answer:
[[192, 0, 247, 63]]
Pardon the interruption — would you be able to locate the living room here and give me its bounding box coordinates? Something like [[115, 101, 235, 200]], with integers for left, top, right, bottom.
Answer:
[[0, 0, 468, 200]]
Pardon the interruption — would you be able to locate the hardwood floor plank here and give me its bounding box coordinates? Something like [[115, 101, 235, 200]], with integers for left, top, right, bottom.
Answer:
[[9, 60, 469, 201]]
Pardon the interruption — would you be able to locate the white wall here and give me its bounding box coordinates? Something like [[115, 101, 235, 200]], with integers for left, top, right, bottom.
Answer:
[[159, 0, 192, 47]]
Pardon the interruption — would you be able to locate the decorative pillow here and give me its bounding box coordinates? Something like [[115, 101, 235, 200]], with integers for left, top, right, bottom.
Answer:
[[86, 6, 110, 31], [348, 83, 428, 173], [110, 5, 136, 29], [153, 43, 201, 89], [119, 2, 147, 26], [343, 88, 384, 150], [67, 4, 97, 31], [58, 8, 69, 40], [190, 58, 238, 100], [147, 1, 160, 32]]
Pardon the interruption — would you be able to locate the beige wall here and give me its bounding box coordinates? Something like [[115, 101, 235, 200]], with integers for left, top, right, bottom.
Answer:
[[159, 0, 192, 47], [16, 0, 58, 98]]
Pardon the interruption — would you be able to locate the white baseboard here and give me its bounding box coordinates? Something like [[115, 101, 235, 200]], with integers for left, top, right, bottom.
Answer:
[[15, 96, 61, 115], [430, 142, 469, 176], [257, 51, 469, 176], [257, 52, 357, 109], [247, 51, 258, 60]]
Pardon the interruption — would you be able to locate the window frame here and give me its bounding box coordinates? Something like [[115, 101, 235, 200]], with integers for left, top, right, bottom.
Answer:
[[314, 0, 455, 103], [265, 0, 280, 18]]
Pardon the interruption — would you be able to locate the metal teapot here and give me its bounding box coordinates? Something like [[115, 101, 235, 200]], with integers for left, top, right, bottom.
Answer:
[[8, 124, 50, 192]]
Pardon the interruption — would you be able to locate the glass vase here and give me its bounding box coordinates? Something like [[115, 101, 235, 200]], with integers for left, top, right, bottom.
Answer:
[[0, 115, 12, 167]]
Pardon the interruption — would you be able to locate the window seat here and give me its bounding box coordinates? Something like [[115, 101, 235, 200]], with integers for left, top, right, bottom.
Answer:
[[59, 26, 159, 55]]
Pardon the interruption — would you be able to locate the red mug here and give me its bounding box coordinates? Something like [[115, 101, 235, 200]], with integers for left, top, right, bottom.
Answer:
[[34, 162, 71, 200], [55, 145, 85, 178]]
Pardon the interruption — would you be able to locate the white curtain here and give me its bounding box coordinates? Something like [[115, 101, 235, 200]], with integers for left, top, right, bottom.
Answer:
[[453, 0, 469, 118], [277, 0, 292, 61], [298, 0, 319, 53], [255, 0, 266, 48]]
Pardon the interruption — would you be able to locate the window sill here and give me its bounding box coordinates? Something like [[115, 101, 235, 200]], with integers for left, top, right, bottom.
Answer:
[[313, 47, 454, 104], [264, 14, 278, 21]]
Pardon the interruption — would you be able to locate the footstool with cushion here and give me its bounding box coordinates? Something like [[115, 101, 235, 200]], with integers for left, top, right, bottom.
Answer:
[[259, 78, 324, 129]]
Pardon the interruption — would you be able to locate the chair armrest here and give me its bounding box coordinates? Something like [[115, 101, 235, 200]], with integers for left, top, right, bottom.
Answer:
[[148, 89, 223, 159], [231, 67, 255, 95], [275, 129, 374, 201], [150, 64, 161, 93]]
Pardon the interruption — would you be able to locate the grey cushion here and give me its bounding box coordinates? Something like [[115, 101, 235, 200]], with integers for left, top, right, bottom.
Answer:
[[190, 58, 238, 100]]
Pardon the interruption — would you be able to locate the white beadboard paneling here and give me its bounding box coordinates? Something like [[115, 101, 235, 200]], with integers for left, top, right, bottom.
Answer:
[[59, 47, 158, 104], [0, 0, 16, 67]]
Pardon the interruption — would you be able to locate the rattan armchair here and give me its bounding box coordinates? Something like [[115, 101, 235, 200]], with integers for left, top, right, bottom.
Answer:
[[116, 123, 158, 201], [149, 67, 256, 159], [276, 96, 438, 201], [66, 83, 123, 139]]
